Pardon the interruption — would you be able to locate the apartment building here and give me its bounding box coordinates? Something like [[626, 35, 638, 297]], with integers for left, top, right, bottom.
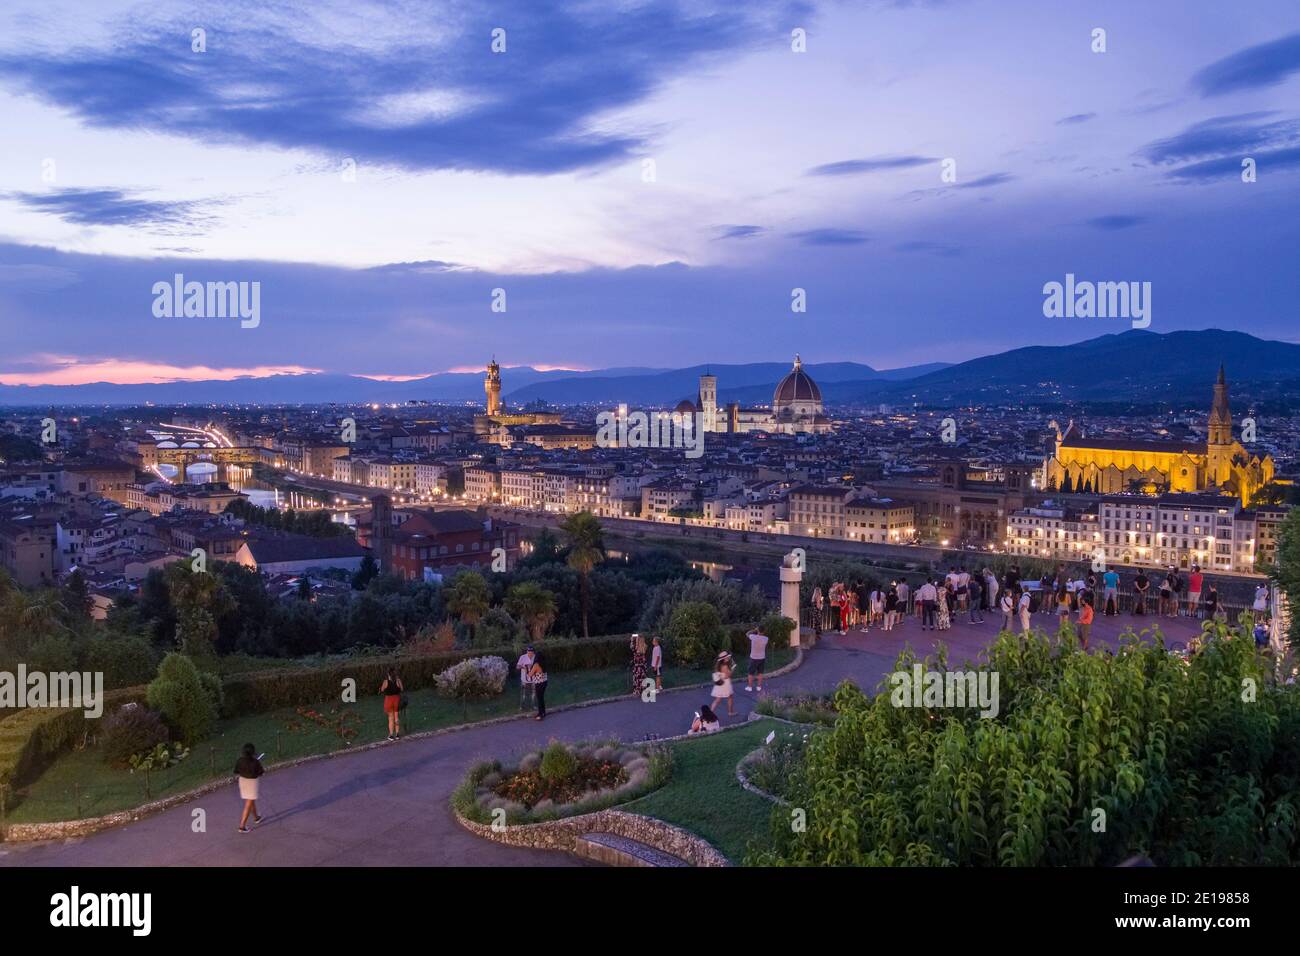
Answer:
[[0, 517, 55, 587], [787, 484, 857, 538], [844, 497, 916, 543], [1096, 493, 1268, 573], [1007, 502, 1102, 562], [464, 465, 502, 502]]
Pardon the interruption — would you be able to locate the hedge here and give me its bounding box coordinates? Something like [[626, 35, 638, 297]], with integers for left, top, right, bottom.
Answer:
[[0, 687, 146, 791]]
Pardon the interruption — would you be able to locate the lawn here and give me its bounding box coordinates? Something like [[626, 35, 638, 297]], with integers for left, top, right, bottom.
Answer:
[[5, 648, 793, 825], [621, 718, 780, 864]]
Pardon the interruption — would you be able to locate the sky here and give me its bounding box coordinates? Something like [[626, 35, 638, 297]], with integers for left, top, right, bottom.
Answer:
[[1, 0, 1299, 386]]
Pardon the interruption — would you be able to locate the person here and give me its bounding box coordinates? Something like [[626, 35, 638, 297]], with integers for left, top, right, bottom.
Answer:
[[1158, 572, 1172, 617], [968, 575, 984, 624], [1133, 570, 1149, 616], [811, 586, 824, 637], [1187, 566, 1203, 619], [1039, 572, 1055, 615], [1102, 568, 1120, 617], [1165, 570, 1180, 618], [1000, 589, 1016, 632], [957, 567, 970, 613], [918, 578, 938, 631], [1172, 569, 1186, 616], [689, 702, 721, 735], [630, 634, 648, 695], [746, 627, 769, 692], [983, 569, 998, 614], [896, 579, 910, 623], [1056, 586, 1072, 622], [854, 578, 869, 632], [869, 586, 883, 630], [234, 743, 265, 833], [1205, 583, 1221, 622], [1254, 618, 1271, 649], [1077, 596, 1094, 651], [515, 646, 536, 708], [1253, 583, 1270, 624], [1018, 588, 1033, 634], [711, 651, 735, 717], [380, 668, 403, 740], [936, 582, 952, 631], [884, 583, 899, 631], [529, 651, 548, 720], [651, 636, 664, 691]]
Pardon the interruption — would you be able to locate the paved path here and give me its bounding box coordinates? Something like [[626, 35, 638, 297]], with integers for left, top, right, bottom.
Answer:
[[0, 612, 1203, 867]]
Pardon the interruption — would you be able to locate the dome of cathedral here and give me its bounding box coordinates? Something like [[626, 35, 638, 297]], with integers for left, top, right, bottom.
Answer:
[[674, 398, 699, 415], [773, 355, 822, 405]]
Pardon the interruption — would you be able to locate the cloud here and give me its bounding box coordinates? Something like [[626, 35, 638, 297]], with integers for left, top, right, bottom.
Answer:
[[805, 155, 936, 176], [1166, 145, 1300, 181], [0, 355, 319, 387], [894, 240, 961, 256], [790, 228, 870, 245], [1085, 214, 1147, 230], [1191, 32, 1300, 96], [1140, 113, 1298, 164], [0, 0, 811, 175], [3, 188, 220, 233], [714, 224, 766, 240], [1056, 112, 1097, 125], [956, 172, 1014, 189]]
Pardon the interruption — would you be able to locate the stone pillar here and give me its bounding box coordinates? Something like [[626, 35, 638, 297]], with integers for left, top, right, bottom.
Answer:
[[780, 552, 804, 647]]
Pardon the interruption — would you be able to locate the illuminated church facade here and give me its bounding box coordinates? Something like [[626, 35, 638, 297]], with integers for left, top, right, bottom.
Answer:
[[1042, 366, 1274, 505]]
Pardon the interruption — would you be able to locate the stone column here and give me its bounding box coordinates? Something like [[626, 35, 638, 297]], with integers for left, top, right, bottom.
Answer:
[[780, 552, 804, 647]]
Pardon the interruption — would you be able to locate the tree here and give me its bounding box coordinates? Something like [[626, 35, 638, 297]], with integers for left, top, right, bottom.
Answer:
[[62, 569, 93, 619], [1270, 508, 1300, 650], [351, 553, 379, 590], [664, 600, 726, 668], [146, 653, 220, 744], [561, 511, 605, 638], [504, 581, 557, 641], [445, 571, 491, 641], [1060, 471, 1073, 494], [297, 574, 313, 601], [175, 605, 219, 666]]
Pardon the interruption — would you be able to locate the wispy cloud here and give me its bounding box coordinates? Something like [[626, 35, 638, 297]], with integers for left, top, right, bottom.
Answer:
[[1167, 145, 1300, 181], [1140, 113, 1298, 164], [806, 155, 936, 176], [894, 240, 961, 256], [956, 172, 1014, 189], [1056, 112, 1097, 125], [714, 224, 766, 240], [790, 228, 869, 245], [3, 188, 221, 233], [0, 0, 811, 175], [0, 355, 319, 387], [1191, 32, 1300, 96], [1085, 214, 1147, 230]]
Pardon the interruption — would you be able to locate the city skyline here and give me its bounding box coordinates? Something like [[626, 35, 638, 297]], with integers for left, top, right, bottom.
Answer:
[[2, 1, 1300, 384]]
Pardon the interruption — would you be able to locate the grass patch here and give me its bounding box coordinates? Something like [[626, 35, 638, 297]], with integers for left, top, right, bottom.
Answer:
[[4, 651, 791, 825], [620, 718, 778, 864]]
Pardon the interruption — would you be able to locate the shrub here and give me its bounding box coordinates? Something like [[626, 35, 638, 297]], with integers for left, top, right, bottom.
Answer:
[[757, 613, 796, 651], [100, 704, 170, 768], [539, 740, 577, 783], [638, 578, 768, 634], [665, 601, 726, 668], [83, 636, 157, 689], [146, 653, 220, 744], [27, 634, 78, 673], [476, 608, 524, 647], [434, 655, 509, 702]]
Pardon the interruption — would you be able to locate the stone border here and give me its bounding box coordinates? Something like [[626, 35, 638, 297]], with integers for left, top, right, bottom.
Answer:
[[455, 806, 729, 867], [736, 746, 789, 805], [1, 649, 804, 842]]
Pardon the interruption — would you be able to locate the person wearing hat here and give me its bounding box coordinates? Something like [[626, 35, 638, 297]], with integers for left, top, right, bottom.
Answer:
[[711, 651, 735, 717]]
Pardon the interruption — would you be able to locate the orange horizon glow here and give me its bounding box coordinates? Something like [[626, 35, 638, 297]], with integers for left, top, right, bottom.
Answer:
[[0, 357, 322, 387]]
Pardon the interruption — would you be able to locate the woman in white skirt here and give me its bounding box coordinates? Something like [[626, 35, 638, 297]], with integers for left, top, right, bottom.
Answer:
[[711, 651, 735, 717], [234, 743, 265, 833]]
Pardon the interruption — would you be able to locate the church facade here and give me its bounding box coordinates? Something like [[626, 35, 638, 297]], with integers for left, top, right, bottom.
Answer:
[[1041, 367, 1274, 505]]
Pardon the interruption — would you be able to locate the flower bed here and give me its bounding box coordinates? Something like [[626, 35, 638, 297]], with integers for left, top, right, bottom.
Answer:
[[754, 691, 840, 726], [454, 739, 671, 825], [740, 728, 808, 802]]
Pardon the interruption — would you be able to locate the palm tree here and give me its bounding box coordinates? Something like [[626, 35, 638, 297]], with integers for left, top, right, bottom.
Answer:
[[505, 582, 557, 642], [560, 511, 605, 638], [445, 571, 490, 641]]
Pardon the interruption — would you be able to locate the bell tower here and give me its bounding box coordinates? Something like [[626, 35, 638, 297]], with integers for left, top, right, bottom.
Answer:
[[698, 371, 717, 432], [485, 358, 502, 417], [1206, 364, 1232, 486]]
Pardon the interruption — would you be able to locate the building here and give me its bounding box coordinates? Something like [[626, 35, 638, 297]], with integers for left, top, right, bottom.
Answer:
[[235, 534, 368, 575], [357, 507, 523, 581], [674, 356, 833, 436], [0, 518, 55, 587], [1094, 492, 1266, 573], [472, 359, 563, 437], [464, 465, 502, 502], [872, 462, 1035, 547], [787, 484, 857, 538], [844, 497, 916, 543], [126, 482, 246, 515], [1007, 502, 1102, 563], [1043, 367, 1274, 505]]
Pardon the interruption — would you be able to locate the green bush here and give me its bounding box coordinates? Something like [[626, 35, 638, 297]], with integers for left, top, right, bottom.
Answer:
[[0, 687, 146, 789], [665, 601, 726, 668], [757, 613, 796, 651], [100, 704, 170, 768], [27, 634, 78, 673], [752, 621, 1300, 866], [83, 636, 157, 689], [146, 654, 220, 744], [539, 741, 577, 783]]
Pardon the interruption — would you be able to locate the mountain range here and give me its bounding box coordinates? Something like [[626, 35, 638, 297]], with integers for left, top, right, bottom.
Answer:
[[1, 329, 1297, 407]]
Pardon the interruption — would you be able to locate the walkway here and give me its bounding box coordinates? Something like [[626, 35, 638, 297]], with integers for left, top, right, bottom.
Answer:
[[0, 612, 1205, 867]]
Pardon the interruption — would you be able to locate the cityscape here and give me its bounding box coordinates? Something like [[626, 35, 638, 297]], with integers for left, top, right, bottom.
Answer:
[[1, 0, 1299, 933]]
